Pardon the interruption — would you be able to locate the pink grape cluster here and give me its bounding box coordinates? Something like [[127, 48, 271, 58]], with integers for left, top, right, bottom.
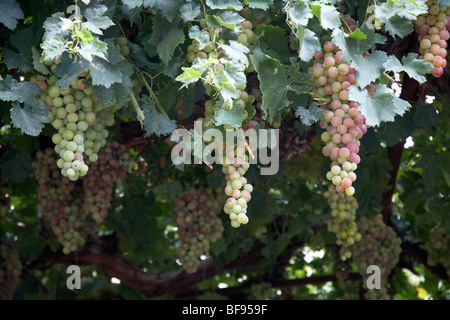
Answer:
[[33, 143, 132, 254], [351, 214, 402, 300], [82, 141, 131, 225], [323, 185, 361, 260], [0, 243, 22, 300], [415, 0, 450, 77], [173, 187, 225, 273], [311, 41, 368, 197], [222, 129, 254, 228]]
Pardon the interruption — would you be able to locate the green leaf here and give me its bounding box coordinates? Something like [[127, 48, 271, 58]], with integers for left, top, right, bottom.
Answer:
[[143, 0, 184, 22], [10, 101, 50, 136], [0, 75, 42, 103], [348, 84, 410, 127], [0, 150, 32, 183], [206, 10, 244, 30], [31, 47, 50, 75], [413, 101, 438, 130], [2, 28, 37, 73], [220, 40, 250, 67], [0, 0, 24, 30], [286, 0, 312, 26], [383, 53, 433, 84], [123, 0, 143, 9], [332, 25, 388, 87], [150, 15, 185, 65], [317, 3, 341, 30], [246, 0, 273, 9], [82, 6, 115, 35], [40, 37, 66, 62], [249, 48, 290, 123], [213, 103, 246, 128], [255, 25, 291, 63], [295, 102, 324, 126], [141, 98, 177, 136], [297, 26, 321, 62], [206, 0, 243, 10], [42, 12, 70, 42], [180, 1, 201, 22], [78, 38, 109, 62]]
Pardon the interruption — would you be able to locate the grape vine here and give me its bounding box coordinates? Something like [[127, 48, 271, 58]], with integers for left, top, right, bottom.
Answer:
[[0, 243, 22, 300]]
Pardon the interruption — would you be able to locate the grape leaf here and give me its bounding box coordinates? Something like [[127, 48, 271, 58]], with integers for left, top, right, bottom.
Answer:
[[285, 0, 312, 26], [250, 48, 290, 123], [0, 75, 42, 103], [297, 26, 321, 62], [206, 10, 244, 30], [78, 38, 109, 62], [40, 37, 66, 62], [2, 28, 38, 73], [31, 47, 50, 75], [143, 0, 184, 22], [383, 53, 433, 84], [310, 2, 341, 30], [413, 100, 438, 130], [295, 102, 324, 126], [206, 0, 243, 10], [255, 25, 291, 63], [10, 101, 50, 136], [0, 0, 24, 30], [82, 6, 115, 35], [220, 40, 250, 67], [150, 15, 185, 65], [332, 25, 388, 88], [348, 84, 410, 127], [141, 98, 177, 136], [180, 1, 201, 22], [213, 103, 246, 129], [123, 0, 143, 9], [246, 0, 273, 9]]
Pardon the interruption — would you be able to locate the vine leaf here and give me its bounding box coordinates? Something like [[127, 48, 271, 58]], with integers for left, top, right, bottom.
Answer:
[[10, 101, 50, 136], [348, 85, 410, 127], [150, 15, 185, 65], [383, 53, 433, 84], [0, 75, 42, 103], [295, 102, 324, 126], [213, 103, 246, 129], [205, 0, 243, 10], [81, 6, 115, 35], [141, 98, 177, 136], [0, 0, 24, 30]]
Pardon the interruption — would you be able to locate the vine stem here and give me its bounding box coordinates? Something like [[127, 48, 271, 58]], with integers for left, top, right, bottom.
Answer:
[[133, 65, 171, 121]]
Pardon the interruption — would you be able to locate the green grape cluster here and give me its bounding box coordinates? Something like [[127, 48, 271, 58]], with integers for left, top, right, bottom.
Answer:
[[248, 281, 275, 300], [222, 131, 254, 228], [351, 214, 402, 300], [172, 186, 225, 273], [31, 59, 120, 181], [116, 37, 130, 56], [323, 185, 361, 260], [414, 0, 450, 77], [424, 225, 450, 280], [328, 244, 352, 284], [0, 243, 22, 300], [0, 179, 12, 222], [32, 143, 131, 254], [338, 279, 362, 300]]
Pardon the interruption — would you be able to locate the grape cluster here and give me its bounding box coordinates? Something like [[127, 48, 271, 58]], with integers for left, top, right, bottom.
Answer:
[[323, 185, 361, 260], [311, 41, 368, 197], [0, 243, 22, 300], [248, 281, 275, 300], [31, 60, 119, 181], [33, 143, 131, 254], [116, 37, 130, 56], [222, 131, 254, 228], [172, 187, 225, 273], [424, 225, 450, 280], [0, 179, 12, 222], [415, 0, 450, 77], [351, 214, 402, 300]]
